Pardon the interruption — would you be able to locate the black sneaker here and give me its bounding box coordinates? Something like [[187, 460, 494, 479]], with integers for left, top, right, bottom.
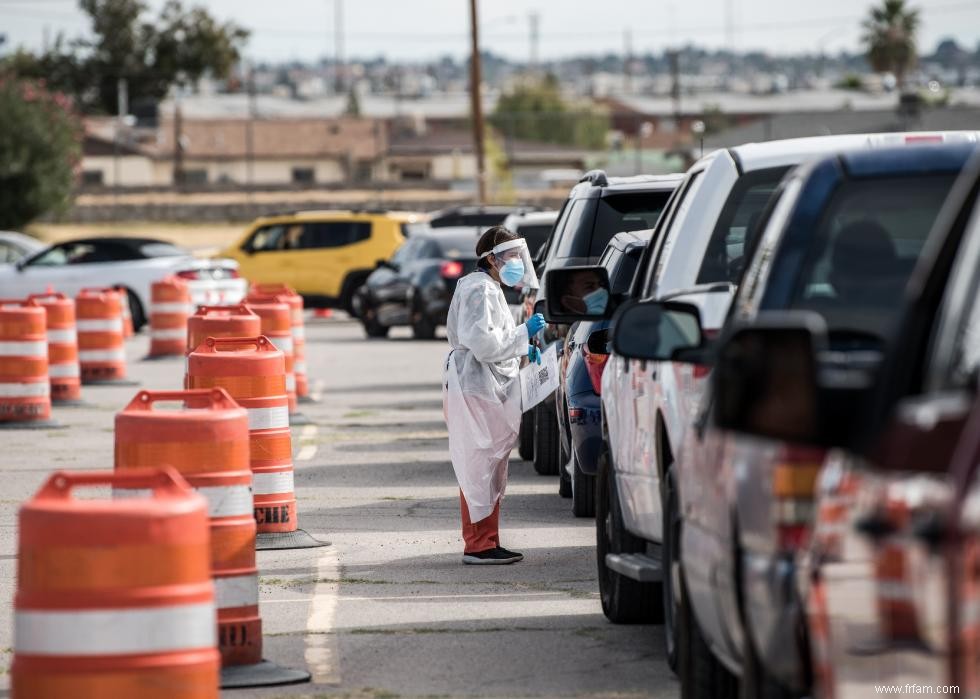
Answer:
[[462, 547, 524, 565]]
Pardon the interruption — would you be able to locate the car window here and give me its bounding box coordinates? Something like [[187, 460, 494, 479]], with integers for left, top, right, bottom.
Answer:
[[790, 173, 958, 343], [434, 237, 476, 259], [612, 246, 644, 294], [516, 224, 553, 255], [140, 242, 184, 258], [401, 222, 429, 237], [696, 167, 790, 285], [0, 242, 20, 264], [926, 197, 980, 392], [28, 242, 135, 266], [391, 238, 422, 265], [588, 191, 671, 258], [300, 221, 372, 249], [550, 199, 594, 260], [245, 224, 288, 253], [647, 171, 706, 296]]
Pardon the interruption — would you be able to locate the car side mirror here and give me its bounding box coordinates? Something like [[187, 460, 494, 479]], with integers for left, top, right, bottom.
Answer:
[[544, 266, 612, 323], [610, 299, 703, 361], [586, 328, 610, 354], [713, 312, 828, 445]]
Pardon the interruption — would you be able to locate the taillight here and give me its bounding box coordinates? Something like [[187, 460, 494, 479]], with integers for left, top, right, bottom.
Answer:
[[772, 445, 825, 551], [176, 270, 201, 280], [693, 328, 719, 379], [440, 260, 464, 279], [905, 134, 943, 144], [582, 344, 608, 395]]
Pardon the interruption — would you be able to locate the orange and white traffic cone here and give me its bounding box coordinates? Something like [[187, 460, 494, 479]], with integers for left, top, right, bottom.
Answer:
[[186, 335, 327, 551], [114, 389, 311, 688], [0, 298, 58, 429], [12, 468, 219, 698]]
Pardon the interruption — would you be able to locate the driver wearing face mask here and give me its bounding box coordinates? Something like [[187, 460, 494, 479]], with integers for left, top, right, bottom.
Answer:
[[559, 269, 609, 315]]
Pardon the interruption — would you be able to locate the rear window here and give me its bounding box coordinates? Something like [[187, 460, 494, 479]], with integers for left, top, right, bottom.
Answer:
[[552, 191, 671, 260], [790, 173, 958, 341], [140, 242, 184, 257], [516, 224, 553, 256], [611, 246, 644, 294], [697, 167, 790, 284]]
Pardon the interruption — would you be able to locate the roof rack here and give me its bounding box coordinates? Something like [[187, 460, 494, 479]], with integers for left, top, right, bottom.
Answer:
[[578, 169, 609, 187]]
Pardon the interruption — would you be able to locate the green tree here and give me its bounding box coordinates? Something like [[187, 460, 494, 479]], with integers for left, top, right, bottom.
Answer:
[[344, 87, 361, 117], [862, 0, 920, 90], [491, 75, 608, 150], [0, 79, 82, 229], [2, 0, 248, 114]]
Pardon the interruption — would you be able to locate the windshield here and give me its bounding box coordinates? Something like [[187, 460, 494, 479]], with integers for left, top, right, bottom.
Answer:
[[697, 167, 790, 285], [790, 173, 958, 342]]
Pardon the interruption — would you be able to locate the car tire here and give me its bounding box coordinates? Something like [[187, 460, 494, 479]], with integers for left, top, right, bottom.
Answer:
[[411, 299, 437, 340], [595, 444, 663, 624], [571, 455, 595, 518], [518, 409, 534, 461], [663, 465, 682, 673], [122, 288, 146, 332], [362, 319, 389, 338], [739, 633, 801, 699], [533, 401, 559, 476], [680, 572, 737, 699], [340, 273, 370, 318]]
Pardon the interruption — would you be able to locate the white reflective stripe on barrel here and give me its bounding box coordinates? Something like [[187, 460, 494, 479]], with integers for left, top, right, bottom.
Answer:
[[285, 374, 296, 392], [150, 328, 186, 340], [214, 573, 259, 609], [0, 382, 50, 397], [292, 326, 305, 340], [294, 361, 307, 374], [247, 405, 289, 430], [15, 602, 217, 655], [252, 471, 294, 495], [151, 302, 192, 314], [268, 335, 294, 353], [0, 341, 47, 357], [46, 328, 77, 343], [47, 363, 80, 378], [197, 484, 253, 518], [78, 349, 126, 362], [76, 318, 123, 332]]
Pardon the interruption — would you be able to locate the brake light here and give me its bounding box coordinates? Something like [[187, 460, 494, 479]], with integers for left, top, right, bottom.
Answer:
[[772, 445, 825, 551], [176, 270, 202, 280], [440, 260, 464, 279], [582, 344, 609, 395], [693, 328, 720, 379], [905, 134, 943, 144]]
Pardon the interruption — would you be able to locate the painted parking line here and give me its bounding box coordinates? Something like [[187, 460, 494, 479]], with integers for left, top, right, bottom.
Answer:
[[305, 546, 341, 685], [296, 424, 319, 461]]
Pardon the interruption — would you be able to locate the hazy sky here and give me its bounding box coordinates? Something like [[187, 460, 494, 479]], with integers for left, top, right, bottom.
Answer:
[[1, 0, 978, 63]]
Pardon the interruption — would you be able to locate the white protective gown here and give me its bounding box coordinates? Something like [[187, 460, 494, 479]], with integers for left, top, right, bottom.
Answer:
[[443, 271, 529, 522]]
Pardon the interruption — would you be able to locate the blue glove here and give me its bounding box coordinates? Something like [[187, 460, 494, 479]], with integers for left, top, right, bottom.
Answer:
[[525, 313, 546, 337], [528, 345, 541, 364]]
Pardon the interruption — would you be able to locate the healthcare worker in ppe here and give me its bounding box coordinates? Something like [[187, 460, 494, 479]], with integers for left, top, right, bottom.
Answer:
[[443, 226, 545, 565]]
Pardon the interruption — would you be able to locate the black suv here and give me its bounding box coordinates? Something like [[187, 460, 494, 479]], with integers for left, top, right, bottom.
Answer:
[[519, 170, 683, 476]]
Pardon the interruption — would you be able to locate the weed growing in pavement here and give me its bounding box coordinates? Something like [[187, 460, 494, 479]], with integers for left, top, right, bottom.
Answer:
[[343, 410, 378, 419]]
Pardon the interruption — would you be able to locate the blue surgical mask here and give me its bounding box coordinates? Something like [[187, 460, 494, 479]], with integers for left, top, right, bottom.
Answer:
[[499, 258, 525, 286], [583, 288, 609, 315]]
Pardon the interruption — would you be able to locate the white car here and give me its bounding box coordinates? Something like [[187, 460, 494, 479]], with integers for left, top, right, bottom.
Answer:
[[0, 231, 45, 264], [0, 236, 247, 330]]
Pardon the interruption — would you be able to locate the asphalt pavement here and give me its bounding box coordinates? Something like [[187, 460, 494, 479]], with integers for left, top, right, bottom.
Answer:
[[0, 315, 677, 699]]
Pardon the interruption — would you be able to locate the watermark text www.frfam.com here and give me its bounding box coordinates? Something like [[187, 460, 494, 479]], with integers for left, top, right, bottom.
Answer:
[[875, 686, 960, 695]]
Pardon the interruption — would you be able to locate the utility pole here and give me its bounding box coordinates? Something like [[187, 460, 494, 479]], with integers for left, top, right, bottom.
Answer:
[[668, 50, 681, 132], [172, 101, 184, 187], [469, 0, 486, 205], [334, 0, 345, 94], [623, 28, 633, 94], [246, 64, 256, 199], [114, 78, 128, 195], [528, 12, 539, 74], [725, 0, 735, 52]]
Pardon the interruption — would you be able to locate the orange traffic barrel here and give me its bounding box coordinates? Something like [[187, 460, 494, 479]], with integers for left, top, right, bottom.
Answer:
[[76, 287, 130, 384], [114, 389, 311, 689], [186, 336, 325, 551], [147, 277, 192, 358], [116, 286, 134, 338], [0, 298, 54, 428], [27, 292, 82, 405], [186, 304, 261, 356], [244, 300, 296, 414], [248, 285, 310, 401], [12, 468, 219, 698]]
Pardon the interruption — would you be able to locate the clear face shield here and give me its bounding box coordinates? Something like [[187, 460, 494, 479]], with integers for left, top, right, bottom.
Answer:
[[480, 238, 540, 290]]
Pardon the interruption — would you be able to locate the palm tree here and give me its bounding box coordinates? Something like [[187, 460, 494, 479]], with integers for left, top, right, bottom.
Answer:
[[863, 0, 920, 91]]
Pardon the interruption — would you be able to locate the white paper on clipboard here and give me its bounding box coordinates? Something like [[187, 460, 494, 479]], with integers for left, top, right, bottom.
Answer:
[[519, 343, 560, 412]]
